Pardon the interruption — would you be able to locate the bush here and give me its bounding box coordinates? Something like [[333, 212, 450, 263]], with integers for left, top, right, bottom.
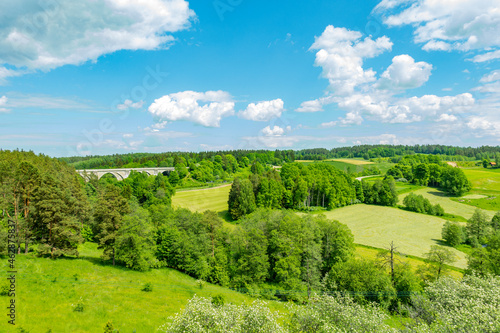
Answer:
[[211, 294, 225, 307], [158, 296, 285, 333], [287, 294, 392, 333], [323, 259, 396, 309], [141, 283, 153, 292]]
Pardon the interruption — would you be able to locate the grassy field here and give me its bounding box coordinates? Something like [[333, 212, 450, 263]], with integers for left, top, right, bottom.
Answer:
[[320, 204, 467, 269], [462, 167, 500, 195], [354, 245, 462, 279], [172, 184, 231, 213], [0, 243, 285, 332], [327, 158, 373, 165], [399, 187, 496, 221]]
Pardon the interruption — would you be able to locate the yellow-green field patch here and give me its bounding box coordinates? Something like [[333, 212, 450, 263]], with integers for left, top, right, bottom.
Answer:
[[173, 184, 231, 213], [320, 204, 467, 269], [461, 194, 488, 199], [354, 245, 462, 279], [400, 187, 496, 220], [462, 167, 500, 194], [328, 158, 374, 165]]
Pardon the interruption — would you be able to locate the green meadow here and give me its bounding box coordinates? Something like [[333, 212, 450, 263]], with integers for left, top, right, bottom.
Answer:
[[319, 204, 467, 269], [0, 243, 285, 332]]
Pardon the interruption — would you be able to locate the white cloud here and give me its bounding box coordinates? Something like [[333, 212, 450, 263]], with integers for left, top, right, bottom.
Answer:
[[320, 121, 336, 128], [480, 70, 500, 83], [148, 91, 235, 127], [466, 116, 500, 137], [0, 96, 8, 112], [437, 114, 458, 122], [239, 99, 284, 121], [471, 50, 500, 63], [261, 125, 285, 136], [296, 96, 335, 112], [378, 0, 500, 55], [378, 54, 432, 90], [310, 25, 392, 95], [117, 99, 144, 110], [0, 0, 195, 72], [474, 81, 500, 94], [0, 66, 22, 84]]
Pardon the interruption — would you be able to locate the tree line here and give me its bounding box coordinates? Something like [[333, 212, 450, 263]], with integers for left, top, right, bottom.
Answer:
[[386, 154, 471, 196], [227, 162, 398, 220]]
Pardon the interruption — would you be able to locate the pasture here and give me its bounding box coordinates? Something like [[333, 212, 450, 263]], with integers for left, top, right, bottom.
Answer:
[[354, 245, 462, 279], [462, 167, 500, 195], [0, 242, 285, 332], [172, 184, 231, 213], [320, 204, 467, 269], [400, 187, 496, 221]]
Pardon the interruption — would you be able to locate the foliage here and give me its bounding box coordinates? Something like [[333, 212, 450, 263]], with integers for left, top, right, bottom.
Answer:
[[422, 246, 456, 281], [287, 294, 393, 333], [403, 193, 445, 216], [441, 221, 465, 247], [322, 259, 396, 308], [466, 208, 492, 245], [158, 296, 286, 333], [228, 177, 256, 220], [407, 275, 500, 332], [93, 184, 130, 265], [141, 283, 153, 292], [115, 202, 156, 271], [362, 176, 398, 206]]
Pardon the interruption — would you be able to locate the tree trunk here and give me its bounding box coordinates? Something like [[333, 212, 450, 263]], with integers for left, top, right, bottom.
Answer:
[[112, 247, 115, 266]]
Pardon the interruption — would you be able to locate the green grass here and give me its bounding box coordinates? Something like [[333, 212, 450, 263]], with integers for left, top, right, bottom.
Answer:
[[400, 187, 496, 221], [462, 167, 500, 195], [354, 244, 463, 279], [451, 195, 500, 212], [172, 184, 231, 214], [0, 242, 285, 332], [318, 204, 467, 269]]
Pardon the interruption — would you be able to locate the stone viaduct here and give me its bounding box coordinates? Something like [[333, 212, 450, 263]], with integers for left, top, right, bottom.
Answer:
[[76, 167, 175, 181]]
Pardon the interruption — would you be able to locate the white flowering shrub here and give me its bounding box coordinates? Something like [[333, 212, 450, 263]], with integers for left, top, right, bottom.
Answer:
[[286, 294, 395, 333], [157, 296, 285, 333], [407, 275, 500, 332]]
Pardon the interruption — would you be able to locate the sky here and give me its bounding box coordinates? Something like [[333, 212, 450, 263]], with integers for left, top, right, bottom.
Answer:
[[1, 0, 500, 157]]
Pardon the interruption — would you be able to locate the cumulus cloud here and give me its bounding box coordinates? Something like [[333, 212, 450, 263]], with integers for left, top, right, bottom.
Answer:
[[0, 96, 8, 112], [261, 125, 285, 136], [0, 67, 22, 84], [117, 99, 144, 111], [299, 25, 478, 127], [378, 54, 432, 90], [437, 114, 458, 122], [471, 50, 500, 63], [480, 70, 500, 83], [0, 0, 195, 73], [376, 0, 500, 55], [310, 25, 392, 95], [148, 91, 235, 127], [296, 96, 335, 112], [239, 99, 284, 121]]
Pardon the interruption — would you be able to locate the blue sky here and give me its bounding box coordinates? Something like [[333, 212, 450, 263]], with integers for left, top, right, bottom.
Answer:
[[1, 0, 500, 157]]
